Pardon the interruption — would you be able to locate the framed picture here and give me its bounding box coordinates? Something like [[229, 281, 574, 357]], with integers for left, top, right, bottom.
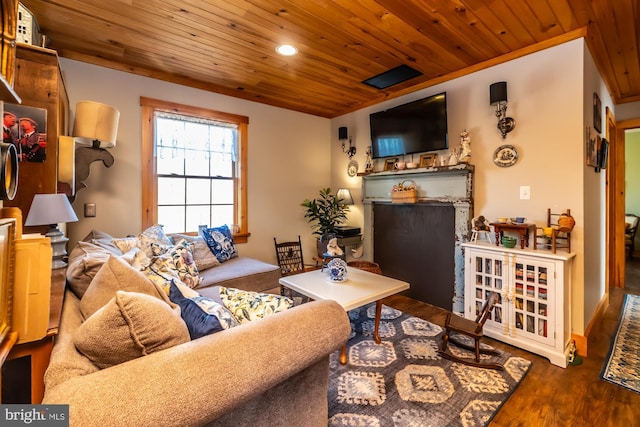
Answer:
[[419, 153, 436, 168], [593, 93, 602, 133], [3, 103, 48, 162], [597, 138, 609, 171], [586, 126, 598, 167], [383, 158, 397, 171]]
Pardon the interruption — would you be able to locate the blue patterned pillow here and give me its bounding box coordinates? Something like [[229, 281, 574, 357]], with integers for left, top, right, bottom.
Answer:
[[168, 281, 224, 339], [202, 225, 238, 263]]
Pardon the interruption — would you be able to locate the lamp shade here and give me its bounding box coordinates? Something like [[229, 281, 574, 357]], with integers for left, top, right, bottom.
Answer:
[[72, 101, 120, 148], [24, 194, 78, 226], [336, 188, 354, 205], [489, 81, 508, 105]]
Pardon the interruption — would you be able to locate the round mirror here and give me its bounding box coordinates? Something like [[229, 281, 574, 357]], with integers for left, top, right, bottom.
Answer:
[[0, 143, 19, 200]]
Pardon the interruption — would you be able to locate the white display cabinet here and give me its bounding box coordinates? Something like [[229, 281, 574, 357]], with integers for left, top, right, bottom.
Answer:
[[461, 242, 575, 367]]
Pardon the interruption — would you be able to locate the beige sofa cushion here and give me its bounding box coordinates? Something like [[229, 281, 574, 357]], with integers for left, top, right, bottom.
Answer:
[[66, 241, 113, 298], [80, 255, 170, 320], [74, 291, 189, 369]]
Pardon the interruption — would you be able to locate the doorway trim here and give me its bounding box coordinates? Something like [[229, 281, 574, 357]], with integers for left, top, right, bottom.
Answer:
[[611, 116, 640, 288]]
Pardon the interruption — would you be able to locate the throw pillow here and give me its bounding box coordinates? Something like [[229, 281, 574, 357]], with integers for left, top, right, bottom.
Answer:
[[174, 282, 239, 330], [66, 241, 113, 298], [170, 234, 220, 271], [82, 229, 114, 242], [74, 291, 190, 369], [143, 240, 201, 292], [202, 225, 238, 263], [137, 224, 173, 257], [80, 255, 171, 320], [218, 286, 292, 324], [111, 237, 139, 255], [168, 281, 224, 339], [112, 225, 173, 259]]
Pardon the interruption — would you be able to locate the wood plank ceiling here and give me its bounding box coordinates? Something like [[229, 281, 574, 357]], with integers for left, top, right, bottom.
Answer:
[[20, 0, 639, 118]]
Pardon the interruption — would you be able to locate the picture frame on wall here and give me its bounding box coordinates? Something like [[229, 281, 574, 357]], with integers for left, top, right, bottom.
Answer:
[[419, 153, 436, 168], [597, 138, 609, 171], [593, 93, 602, 133], [383, 158, 397, 171], [586, 126, 598, 167], [3, 103, 48, 162]]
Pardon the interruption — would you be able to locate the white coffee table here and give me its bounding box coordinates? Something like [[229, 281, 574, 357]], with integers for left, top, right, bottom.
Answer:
[[279, 267, 410, 364]]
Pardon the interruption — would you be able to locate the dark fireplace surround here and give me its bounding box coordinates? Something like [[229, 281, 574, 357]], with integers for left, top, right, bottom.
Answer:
[[361, 164, 474, 313]]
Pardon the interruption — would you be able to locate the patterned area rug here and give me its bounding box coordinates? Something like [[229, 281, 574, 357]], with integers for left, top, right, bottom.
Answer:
[[601, 294, 640, 393], [328, 304, 532, 427]]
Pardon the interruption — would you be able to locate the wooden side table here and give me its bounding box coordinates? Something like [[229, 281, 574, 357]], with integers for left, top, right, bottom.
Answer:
[[489, 222, 536, 249], [1, 268, 66, 404]]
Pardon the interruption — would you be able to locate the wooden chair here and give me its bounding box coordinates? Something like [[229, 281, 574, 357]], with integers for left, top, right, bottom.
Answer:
[[274, 236, 305, 297], [535, 208, 572, 253], [625, 214, 639, 258], [439, 291, 504, 370]]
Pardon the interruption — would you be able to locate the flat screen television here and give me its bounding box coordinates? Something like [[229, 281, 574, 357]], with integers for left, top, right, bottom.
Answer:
[[370, 92, 448, 159]]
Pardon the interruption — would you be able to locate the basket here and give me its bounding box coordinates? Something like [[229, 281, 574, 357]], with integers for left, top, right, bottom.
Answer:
[[347, 261, 382, 275], [391, 179, 418, 204], [558, 213, 575, 231]]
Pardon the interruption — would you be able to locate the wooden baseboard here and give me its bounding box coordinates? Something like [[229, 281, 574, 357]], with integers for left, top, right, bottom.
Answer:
[[574, 293, 610, 357]]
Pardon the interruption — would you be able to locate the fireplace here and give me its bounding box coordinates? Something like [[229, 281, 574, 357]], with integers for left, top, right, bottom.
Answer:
[[361, 164, 474, 313]]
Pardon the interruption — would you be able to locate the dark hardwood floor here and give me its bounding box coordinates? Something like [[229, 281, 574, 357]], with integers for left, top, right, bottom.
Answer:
[[381, 256, 640, 427]]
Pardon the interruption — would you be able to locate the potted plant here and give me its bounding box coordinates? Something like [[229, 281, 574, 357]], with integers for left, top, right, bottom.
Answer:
[[301, 188, 350, 256]]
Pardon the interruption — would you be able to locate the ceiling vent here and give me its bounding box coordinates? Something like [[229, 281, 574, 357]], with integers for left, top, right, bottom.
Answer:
[[362, 65, 423, 90]]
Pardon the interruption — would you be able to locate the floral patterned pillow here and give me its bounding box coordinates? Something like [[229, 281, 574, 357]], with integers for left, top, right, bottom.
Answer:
[[138, 224, 173, 257], [113, 225, 173, 258], [202, 225, 238, 263], [143, 240, 202, 291], [218, 286, 292, 324]]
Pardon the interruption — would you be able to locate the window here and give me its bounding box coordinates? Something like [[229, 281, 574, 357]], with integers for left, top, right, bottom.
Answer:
[[141, 98, 249, 242]]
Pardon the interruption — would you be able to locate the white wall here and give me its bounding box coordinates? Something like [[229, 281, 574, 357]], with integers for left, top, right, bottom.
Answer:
[[59, 58, 331, 263], [583, 44, 613, 329], [615, 101, 640, 122], [331, 39, 604, 334]]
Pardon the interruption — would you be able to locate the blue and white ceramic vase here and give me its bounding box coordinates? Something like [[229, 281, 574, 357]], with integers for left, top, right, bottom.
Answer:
[[327, 258, 348, 282]]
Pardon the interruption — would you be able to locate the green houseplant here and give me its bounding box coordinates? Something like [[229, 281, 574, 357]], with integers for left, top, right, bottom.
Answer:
[[301, 188, 350, 235]]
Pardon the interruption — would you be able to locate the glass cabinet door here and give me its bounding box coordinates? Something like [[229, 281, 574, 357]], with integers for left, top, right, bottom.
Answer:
[[511, 257, 554, 346], [470, 252, 506, 331]]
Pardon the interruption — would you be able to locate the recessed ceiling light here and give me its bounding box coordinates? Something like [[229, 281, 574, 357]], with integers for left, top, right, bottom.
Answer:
[[276, 44, 298, 56]]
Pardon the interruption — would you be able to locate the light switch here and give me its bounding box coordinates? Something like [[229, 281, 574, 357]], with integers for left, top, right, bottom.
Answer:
[[84, 203, 96, 217], [519, 186, 531, 200]]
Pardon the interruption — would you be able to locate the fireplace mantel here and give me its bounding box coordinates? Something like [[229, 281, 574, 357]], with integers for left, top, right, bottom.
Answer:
[[361, 163, 474, 313]]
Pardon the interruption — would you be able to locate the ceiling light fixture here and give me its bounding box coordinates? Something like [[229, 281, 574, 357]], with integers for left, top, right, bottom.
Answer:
[[276, 44, 298, 56]]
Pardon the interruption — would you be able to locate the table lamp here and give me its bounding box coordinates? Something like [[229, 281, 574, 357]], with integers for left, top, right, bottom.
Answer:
[[24, 193, 79, 269]]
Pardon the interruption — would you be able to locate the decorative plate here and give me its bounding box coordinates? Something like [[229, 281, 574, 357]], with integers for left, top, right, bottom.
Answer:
[[493, 145, 518, 167], [347, 160, 359, 177]]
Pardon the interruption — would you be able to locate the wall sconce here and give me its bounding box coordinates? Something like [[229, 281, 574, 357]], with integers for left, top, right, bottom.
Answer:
[[336, 188, 354, 205], [489, 82, 515, 139], [59, 101, 120, 200], [24, 193, 79, 269], [338, 126, 356, 159]]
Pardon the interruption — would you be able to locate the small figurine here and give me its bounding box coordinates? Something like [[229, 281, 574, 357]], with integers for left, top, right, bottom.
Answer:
[[459, 129, 471, 163], [473, 215, 490, 231], [365, 146, 373, 172], [326, 238, 344, 256], [568, 339, 577, 363], [448, 148, 458, 166]]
